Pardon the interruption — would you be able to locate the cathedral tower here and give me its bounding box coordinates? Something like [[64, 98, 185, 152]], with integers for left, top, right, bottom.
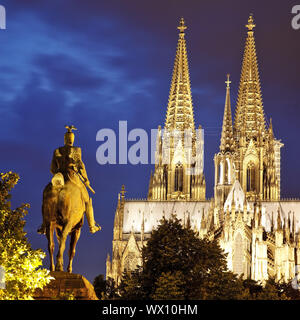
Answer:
[[214, 74, 236, 207], [148, 18, 205, 201], [233, 14, 283, 201]]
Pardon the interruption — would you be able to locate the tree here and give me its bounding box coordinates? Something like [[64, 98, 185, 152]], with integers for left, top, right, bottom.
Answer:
[[278, 280, 300, 300], [118, 267, 148, 300], [118, 215, 291, 300], [151, 271, 185, 300], [93, 274, 106, 299], [93, 274, 119, 300], [241, 277, 291, 300], [118, 215, 246, 299], [105, 277, 119, 300], [0, 171, 52, 300]]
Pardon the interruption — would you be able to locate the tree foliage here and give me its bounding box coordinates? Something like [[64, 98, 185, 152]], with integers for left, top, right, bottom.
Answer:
[[93, 274, 119, 300], [118, 267, 148, 300], [93, 274, 106, 299], [117, 215, 292, 300], [0, 172, 52, 300], [151, 271, 185, 300]]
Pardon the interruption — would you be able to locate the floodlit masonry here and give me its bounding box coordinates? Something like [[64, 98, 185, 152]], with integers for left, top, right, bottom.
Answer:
[[106, 15, 300, 285]]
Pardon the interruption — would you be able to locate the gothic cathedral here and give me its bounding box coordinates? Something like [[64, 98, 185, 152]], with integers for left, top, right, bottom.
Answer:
[[106, 15, 300, 285]]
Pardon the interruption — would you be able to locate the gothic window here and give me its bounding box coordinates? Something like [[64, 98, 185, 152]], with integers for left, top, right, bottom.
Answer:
[[225, 158, 231, 184], [224, 160, 228, 184], [124, 252, 137, 272], [263, 165, 267, 199], [267, 248, 274, 272], [246, 161, 256, 192], [219, 162, 224, 184], [190, 163, 195, 198], [175, 163, 183, 192], [163, 165, 168, 199]]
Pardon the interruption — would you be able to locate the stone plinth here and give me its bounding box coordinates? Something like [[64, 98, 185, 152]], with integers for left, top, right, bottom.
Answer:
[[34, 271, 98, 300]]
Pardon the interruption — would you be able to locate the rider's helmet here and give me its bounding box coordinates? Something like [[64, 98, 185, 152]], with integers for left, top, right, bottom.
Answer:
[[64, 125, 77, 146]]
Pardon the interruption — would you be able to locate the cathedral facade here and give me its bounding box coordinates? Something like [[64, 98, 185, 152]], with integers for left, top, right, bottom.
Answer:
[[106, 15, 300, 285]]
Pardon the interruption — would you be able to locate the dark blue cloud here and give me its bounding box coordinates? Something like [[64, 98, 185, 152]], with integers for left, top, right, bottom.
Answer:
[[34, 54, 106, 90]]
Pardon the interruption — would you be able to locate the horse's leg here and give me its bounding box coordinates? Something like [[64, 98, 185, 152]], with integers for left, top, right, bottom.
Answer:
[[54, 227, 62, 270], [67, 228, 81, 273], [55, 227, 62, 246], [46, 223, 55, 271], [55, 224, 72, 272]]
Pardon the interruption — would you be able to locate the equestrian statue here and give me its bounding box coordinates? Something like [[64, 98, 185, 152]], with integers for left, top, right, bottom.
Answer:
[[38, 125, 101, 273]]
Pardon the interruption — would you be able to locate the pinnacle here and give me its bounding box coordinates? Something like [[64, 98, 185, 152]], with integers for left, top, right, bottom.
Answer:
[[246, 13, 256, 31], [220, 74, 234, 153], [225, 73, 231, 88], [177, 17, 187, 34]]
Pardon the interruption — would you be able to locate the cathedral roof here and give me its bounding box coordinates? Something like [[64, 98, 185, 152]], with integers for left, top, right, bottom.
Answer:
[[122, 200, 210, 233], [260, 201, 300, 232], [119, 199, 300, 236]]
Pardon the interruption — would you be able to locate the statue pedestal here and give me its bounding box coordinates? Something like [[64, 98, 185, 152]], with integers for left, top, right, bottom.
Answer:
[[34, 271, 98, 300]]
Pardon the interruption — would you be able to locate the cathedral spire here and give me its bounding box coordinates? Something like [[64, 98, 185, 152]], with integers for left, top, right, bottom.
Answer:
[[148, 18, 206, 201], [220, 74, 235, 152], [164, 17, 195, 132], [234, 14, 266, 141]]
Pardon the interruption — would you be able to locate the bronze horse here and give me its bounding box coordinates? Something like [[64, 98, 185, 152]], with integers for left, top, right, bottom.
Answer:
[[42, 172, 85, 273]]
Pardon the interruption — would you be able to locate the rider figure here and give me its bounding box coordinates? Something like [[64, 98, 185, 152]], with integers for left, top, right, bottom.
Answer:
[[38, 125, 101, 234]]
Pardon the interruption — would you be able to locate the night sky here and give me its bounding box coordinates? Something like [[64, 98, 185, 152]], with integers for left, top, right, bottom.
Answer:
[[0, 0, 299, 282]]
